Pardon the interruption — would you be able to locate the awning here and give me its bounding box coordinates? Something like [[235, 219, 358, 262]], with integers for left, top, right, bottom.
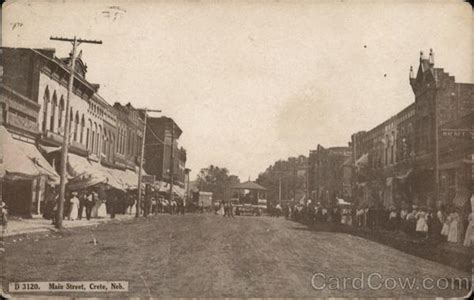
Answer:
[[91, 162, 124, 190], [39, 144, 61, 154], [1, 126, 59, 184], [158, 182, 185, 197], [122, 169, 139, 189], [355, 153, 369, 167], [395, 169, 413, 180], [173, 185, 185, 197], [67, 154, 124, 190], [67, 155, 104, 190], [453, 189, 472, 208], [68, 153, 93, 178]]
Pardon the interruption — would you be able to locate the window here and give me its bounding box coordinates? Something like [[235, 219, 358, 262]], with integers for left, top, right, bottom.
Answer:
[[50, 92, 57, 132], [68, 108, 73, 141], [80, 115, 85, 144], [111, 134, 115, 157], [117, 128, 122, 153], [87, 119, 92, 150], [98, 125, 102, 155], [42, 88, 50, 132], [93, 122, 97, 154], [390, 139, 394, 165], [73, 112, 79, 142], [102, 128, 107, 154], [58, 96, 64, 131], [127, 129, 131, 155]]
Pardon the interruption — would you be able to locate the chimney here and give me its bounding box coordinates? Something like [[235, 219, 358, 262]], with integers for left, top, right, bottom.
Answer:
[[429, 48, 434, 66], [409, 66, 415, 79]]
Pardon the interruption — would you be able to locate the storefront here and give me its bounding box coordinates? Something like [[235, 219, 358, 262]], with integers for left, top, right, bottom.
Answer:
[[1, 126, 59, 217]]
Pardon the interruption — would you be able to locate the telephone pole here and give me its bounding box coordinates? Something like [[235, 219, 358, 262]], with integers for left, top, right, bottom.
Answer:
[[136, 108, 162, 218], [169, 122, 175, 204], [50, 36, 102, 229]]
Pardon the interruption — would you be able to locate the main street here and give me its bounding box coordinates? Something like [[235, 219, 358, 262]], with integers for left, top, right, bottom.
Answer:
[[2, 214, 470, 298]]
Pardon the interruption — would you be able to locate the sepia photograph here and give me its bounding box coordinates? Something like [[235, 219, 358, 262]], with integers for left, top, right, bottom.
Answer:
[[0, 0, 473, 298]]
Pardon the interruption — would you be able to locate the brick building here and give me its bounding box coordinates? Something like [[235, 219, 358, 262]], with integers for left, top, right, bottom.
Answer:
[[143, 116, 187, 193], [351, 49, 473, 210], [308, 145, 352, 206], [1, 47, 146, 215]]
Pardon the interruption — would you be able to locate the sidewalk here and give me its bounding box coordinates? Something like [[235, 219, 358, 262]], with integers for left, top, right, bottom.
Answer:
[[299, 219, 472, 272], [1, 214, 136, 238]]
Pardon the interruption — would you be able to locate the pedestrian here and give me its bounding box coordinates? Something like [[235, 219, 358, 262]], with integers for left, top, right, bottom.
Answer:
[[447, 209, 461, 243], [440, 209, 450, 239], [69, 192, 80, 221], [228, 200, 234, 218], [463, 202, 474, 247], [109, 193, 116, 219], [321, 207, 328, 222], [51, 196, 59, 225], [78, 191, 86, 220], [400, 206, 408, 232], [85, 190, 94, 220], [416, 207, 428, 238], [177, 198, 184, 215], [170, 198, 177, 215], [388, 207, 397, 231], [64, 194, 71, 220], [405, 207, 417, 236], [223, 200, 229, 217], [0, 202, 8, 233]]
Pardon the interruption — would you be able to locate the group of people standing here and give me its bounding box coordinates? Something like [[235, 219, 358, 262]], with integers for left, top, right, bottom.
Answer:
[[284, 197, 474, 248], [216, 199, 234, 217], [144, 197, 186, 215], [43, 187, 114, 224]]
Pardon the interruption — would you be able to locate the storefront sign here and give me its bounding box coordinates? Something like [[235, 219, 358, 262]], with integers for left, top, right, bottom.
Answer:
[[142, 174, 155, 184], [441, 128, 474, 138]]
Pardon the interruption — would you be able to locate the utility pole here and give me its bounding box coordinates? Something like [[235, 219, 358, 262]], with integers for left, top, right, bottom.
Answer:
[[169, 122, 175, 204], [434, 94, 440, 206], [50, 36, 101, 229], [136, 108, 161, 218], [278, 177, 282, 204]]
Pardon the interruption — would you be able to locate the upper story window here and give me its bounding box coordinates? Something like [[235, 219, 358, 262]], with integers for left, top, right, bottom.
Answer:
[[58, 96, 65, 131], [42, 87, 50, 132], [50, 92, 57, 132]]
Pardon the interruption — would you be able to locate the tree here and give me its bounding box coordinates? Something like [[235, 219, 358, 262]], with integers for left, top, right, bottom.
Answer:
[[196, 165, 240, 201]]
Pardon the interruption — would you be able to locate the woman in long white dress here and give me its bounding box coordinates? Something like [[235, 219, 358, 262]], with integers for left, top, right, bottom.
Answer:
[[447, 211, 460, 243], [97, 199, 107, 218], [439, 209, 449, 238], [416, 208, 428, 237], [463, 212, 474, 247], [69, 192, 80, 221]]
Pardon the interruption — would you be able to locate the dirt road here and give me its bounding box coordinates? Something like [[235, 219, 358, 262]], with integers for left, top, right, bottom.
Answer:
[[2, 214, 470, 297]]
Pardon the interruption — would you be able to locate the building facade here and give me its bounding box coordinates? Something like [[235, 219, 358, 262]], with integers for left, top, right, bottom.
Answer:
[[143, 116, 187, 191], [308, 145, 352, 206], [350, 49, 473, 210], [1, 47, 147, 215]]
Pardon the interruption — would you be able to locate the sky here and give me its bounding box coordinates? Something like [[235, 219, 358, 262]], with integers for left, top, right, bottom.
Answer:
[[3, 0, 473, 180]]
